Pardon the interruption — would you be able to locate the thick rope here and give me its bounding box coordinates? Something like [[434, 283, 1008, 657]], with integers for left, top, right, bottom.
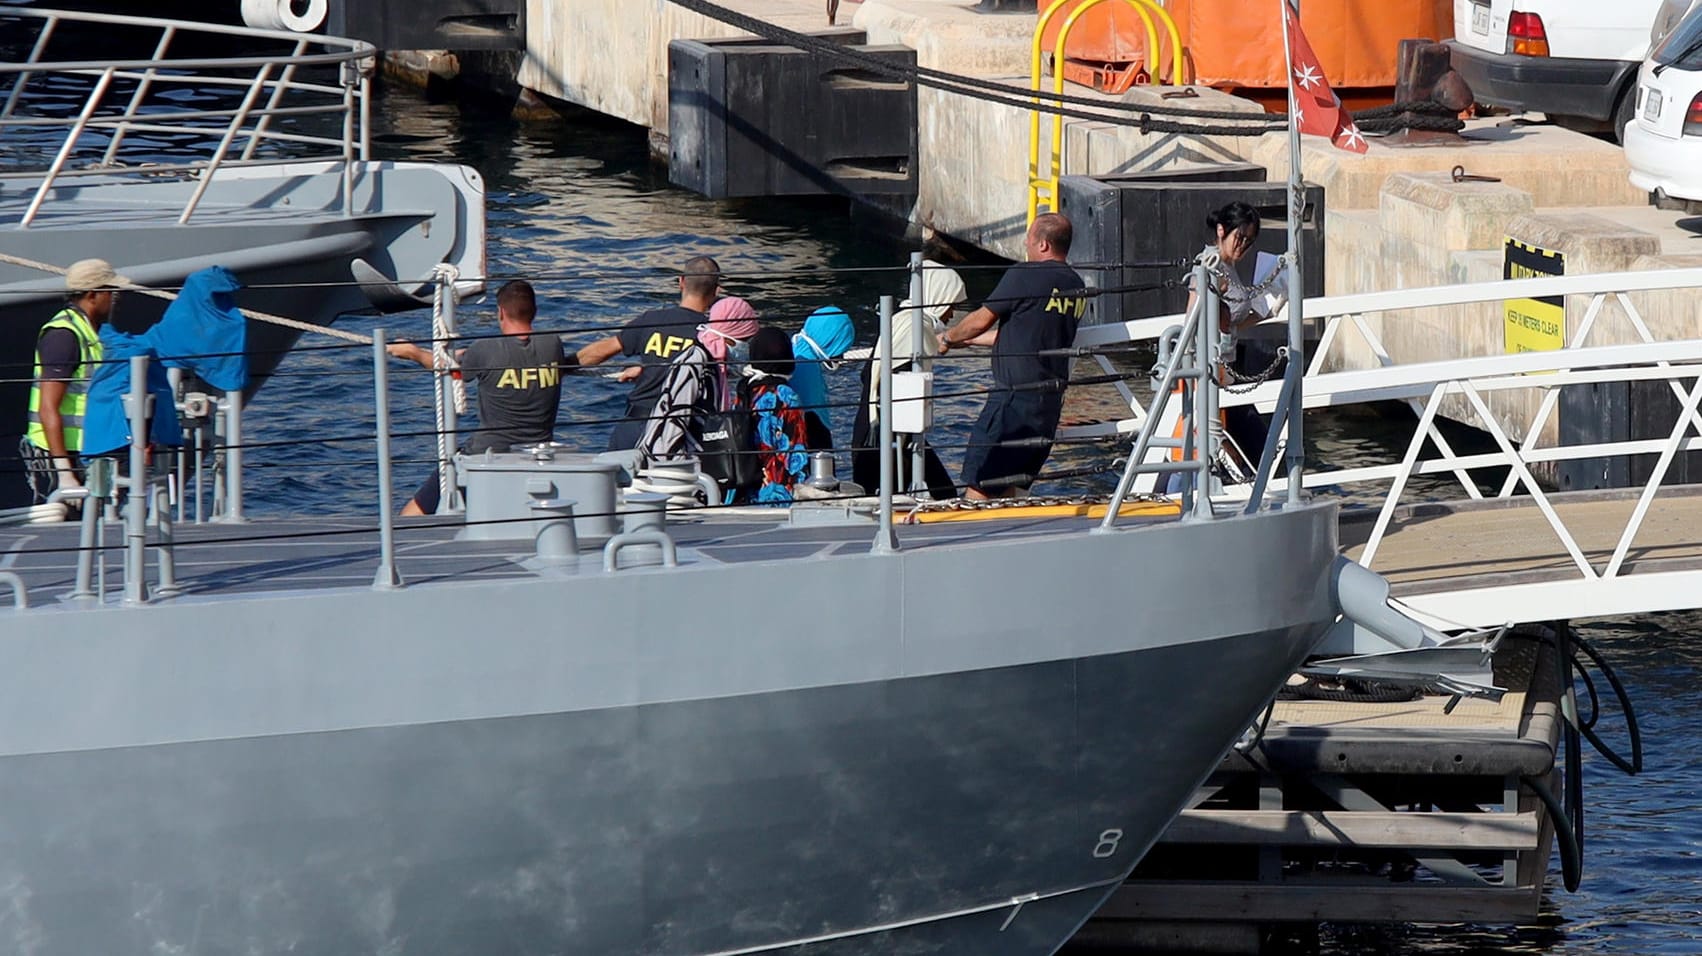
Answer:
[[429, 262, 466, 513], [430, 263, 467, 416], [0, 249, 372, 345]]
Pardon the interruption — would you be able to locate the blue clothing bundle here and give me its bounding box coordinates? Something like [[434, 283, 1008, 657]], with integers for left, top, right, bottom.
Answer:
[[789, 306, 855, 414], [82, 329, 184, 457], [752, 382, 809, 505], [81, 267, 249, 456]]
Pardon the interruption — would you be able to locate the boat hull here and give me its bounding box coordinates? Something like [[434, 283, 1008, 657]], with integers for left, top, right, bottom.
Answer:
[[0, 631, 1316, 955]]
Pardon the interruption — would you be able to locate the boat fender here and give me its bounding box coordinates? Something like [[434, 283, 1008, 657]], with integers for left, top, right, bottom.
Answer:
[[241, 0, 328, 33]]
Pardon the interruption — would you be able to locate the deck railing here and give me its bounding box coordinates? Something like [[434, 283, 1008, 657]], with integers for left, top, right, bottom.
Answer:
[[1064, 265, 1702, 617], [0, 7, 375, 226]]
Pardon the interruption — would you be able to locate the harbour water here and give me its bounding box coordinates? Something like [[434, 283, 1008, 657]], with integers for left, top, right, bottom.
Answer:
[[4, 44, 1699, 951]]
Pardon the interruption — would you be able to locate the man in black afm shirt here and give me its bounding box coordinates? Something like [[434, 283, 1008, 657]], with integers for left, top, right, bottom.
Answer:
[[938, 213, 1087, 499], [387, 280, 566, 515], [573, 256, 719, 450]]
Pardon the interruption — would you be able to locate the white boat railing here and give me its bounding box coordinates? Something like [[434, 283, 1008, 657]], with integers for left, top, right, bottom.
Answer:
[[1062, 265, 1702, 612], [0, 7, 375, 226]]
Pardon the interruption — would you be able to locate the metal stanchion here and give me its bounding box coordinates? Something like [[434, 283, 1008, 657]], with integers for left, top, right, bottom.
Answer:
[[907, 251, 927, 493], [124, 355, 151, 605], [1189, 263, 1216, 521], [872, 295, 899, 554], [372, 328, 404, 590], [221, 391, 245, 523]]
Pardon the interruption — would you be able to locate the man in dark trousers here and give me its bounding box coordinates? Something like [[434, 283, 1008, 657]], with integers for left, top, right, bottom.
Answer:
[[387, 279, 564, 515], [937, 213, 1087, 499], [23, 258, 118, 502], [573, 256, 719, 450]]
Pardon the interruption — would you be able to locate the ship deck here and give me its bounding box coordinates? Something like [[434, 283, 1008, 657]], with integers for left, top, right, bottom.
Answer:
[[0, 501, 1184, 608]]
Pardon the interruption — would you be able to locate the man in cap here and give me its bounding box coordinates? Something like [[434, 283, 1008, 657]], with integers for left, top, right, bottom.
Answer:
[[23, 258, 118, 502]]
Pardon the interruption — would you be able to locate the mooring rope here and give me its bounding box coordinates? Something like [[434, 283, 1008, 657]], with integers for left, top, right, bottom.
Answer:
[[429, 261, 467, 511], [0, 249, 373, 345]]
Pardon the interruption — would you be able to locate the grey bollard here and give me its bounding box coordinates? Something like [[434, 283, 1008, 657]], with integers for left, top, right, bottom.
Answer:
[[622, 491, 669, 534], [530, 497, 580, 564], [808, 451, 840, 491], [606, 491, 674, 571]]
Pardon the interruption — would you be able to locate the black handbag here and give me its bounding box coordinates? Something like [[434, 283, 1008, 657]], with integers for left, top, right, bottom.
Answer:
[[693, 405, 760, 496]]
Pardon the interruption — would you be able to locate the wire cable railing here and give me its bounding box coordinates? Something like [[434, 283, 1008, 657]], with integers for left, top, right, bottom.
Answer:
[[0, 252, 1251, 608]]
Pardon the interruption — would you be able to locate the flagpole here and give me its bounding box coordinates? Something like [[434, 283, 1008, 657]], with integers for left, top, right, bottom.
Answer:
[[1281, 0, 1305, 505]]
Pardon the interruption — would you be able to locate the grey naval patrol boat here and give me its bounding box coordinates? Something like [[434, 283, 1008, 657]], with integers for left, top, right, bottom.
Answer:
[[0, 249, 1439, 954], [0, 7, 485, 495]]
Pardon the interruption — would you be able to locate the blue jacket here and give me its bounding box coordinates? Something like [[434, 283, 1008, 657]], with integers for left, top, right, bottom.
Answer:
[[81, 328, 183, 456], [81, 266, 249, 455]]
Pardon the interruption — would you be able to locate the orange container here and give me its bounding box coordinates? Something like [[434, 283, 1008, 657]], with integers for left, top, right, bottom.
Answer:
[[1165, 0, 1452, 89], [1038, 0, 1184, 90]]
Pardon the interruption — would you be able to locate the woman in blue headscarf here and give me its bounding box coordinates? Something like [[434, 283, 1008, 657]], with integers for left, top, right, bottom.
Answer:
[[790, 306, 855, 450]]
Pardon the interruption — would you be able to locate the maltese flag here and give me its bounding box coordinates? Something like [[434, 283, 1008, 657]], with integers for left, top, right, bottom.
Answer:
[[1282, 0, 1367, 153]]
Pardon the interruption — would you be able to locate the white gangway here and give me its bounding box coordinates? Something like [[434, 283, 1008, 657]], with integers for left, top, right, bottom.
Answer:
[[1062, 265, 1702, 631]]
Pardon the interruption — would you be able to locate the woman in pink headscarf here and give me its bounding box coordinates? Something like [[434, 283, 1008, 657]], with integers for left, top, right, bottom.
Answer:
[[637, 296, 761, 487], [700, 296, 761, 410]]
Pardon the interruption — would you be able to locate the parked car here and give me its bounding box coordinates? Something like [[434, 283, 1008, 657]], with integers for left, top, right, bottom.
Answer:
[[1626, 1, 1702, 204], [1448, 0, 1669, 141]]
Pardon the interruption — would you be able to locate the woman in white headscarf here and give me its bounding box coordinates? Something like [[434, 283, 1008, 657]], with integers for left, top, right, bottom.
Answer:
[[848, 260, 967, 498]]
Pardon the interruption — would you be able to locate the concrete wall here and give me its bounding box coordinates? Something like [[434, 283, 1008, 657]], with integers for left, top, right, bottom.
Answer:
[[1250, 123, 1646, 212], [517, 0, 829, 131]]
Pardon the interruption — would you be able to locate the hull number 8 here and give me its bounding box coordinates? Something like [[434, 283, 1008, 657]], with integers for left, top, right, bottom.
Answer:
[[1092, 829, 1123, 859]]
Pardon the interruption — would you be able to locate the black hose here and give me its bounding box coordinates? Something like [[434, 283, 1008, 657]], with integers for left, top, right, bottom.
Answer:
[[1570, 630, 1644, 775], [1556, 623, 1586, 886], [1501, 624, 1643, 776], [1523, 773, 1583, 893]]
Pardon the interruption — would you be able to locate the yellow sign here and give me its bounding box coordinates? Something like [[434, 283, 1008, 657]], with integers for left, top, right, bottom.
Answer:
[[1503, 238, 1565, 354]]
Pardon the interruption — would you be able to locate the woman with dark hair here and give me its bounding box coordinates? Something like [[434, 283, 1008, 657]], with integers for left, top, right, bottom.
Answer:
[[1199, 200, 1265, 332], [1165, 202, 1282, 490]]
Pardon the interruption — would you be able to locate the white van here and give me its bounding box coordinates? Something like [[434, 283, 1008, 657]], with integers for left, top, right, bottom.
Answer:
[[1448, 0, 1675, 140]]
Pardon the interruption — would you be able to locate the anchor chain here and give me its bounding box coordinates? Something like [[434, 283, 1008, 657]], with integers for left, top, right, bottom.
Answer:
[[1220, 346, 1289, 394], [903, 490, 1170, 523]]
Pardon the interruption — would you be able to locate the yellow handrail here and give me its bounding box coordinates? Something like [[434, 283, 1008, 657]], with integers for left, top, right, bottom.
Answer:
[[1135, 0, 1184, 87], [1026, 0, 1186, 225]]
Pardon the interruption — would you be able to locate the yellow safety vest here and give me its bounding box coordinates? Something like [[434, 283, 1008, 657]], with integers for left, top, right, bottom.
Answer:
[[26, 307, 102, 453]]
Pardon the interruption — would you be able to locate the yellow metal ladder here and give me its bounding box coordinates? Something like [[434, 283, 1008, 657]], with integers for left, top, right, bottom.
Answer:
[[1026, 0, 1183, 225]]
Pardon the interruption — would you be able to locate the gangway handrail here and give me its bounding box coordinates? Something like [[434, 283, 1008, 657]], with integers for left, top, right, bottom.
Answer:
[[1062, 264, 1702, 627], [0, 7, 375, 228], [1073, 264, 1702, 352]]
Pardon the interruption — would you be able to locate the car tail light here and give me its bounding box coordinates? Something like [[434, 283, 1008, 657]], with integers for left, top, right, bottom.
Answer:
[[1686, 94, 1702, 137], [1509, 12, 1550, 57]]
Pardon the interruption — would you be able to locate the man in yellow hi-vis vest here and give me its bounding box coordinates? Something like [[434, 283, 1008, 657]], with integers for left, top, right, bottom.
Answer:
[[24, 258, 118, 503]]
